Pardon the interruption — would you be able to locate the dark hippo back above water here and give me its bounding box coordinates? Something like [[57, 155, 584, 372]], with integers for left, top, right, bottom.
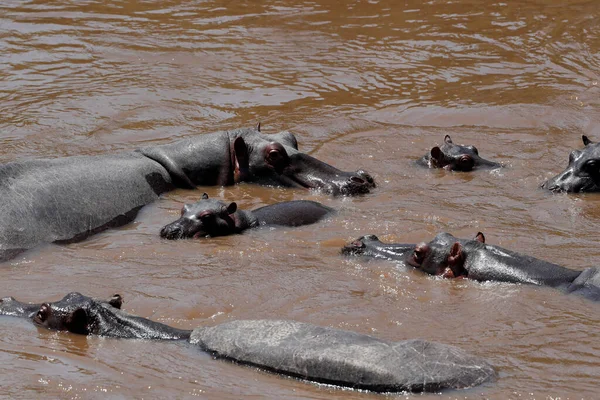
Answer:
[[0, 126, 373, 261], [542, 135, 600, 193], [0, 292, 495, 393], [191, 319, 496, 393], [416, 135, 502, 171]]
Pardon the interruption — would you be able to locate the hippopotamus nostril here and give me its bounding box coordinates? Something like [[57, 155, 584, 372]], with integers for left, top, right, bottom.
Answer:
[[160, 225, 183, 240], [362, 234, 379, 241], [356, 170, 375, 186], [350, 176, 365, 184]]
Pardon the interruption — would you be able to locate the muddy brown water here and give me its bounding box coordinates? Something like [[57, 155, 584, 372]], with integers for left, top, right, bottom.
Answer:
[[1, 0, 600, 398]]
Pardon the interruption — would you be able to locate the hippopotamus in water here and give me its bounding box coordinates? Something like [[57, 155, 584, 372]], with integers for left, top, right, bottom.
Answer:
[[542, 135, 600, 192], [343, 232, 600, 301], [0, 292, 495, 393], [416, 135, 501, 171], [0, 126, 374, 261], [160, 193, 334, 239]]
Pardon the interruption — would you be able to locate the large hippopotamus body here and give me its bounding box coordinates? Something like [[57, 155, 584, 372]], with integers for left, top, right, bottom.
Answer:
[[0, 292, 495, 393], [0, 126, 374, 261]]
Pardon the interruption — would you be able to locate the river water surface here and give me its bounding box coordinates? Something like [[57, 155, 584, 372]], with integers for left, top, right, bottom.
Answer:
[[1, 0, 600, 398]]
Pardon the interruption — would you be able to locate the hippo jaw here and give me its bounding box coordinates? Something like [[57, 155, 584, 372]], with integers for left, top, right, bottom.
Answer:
[[275, 154, 375, 196]]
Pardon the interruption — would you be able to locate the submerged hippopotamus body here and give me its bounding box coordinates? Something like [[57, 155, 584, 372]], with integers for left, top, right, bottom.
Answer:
[[0, 292, 495, 393], [0, 126, 374, 261], [343, 232, 600, 301], [160, 193, 334, 239], [542, 135, 600, 192], [417, 135, 501, 171]]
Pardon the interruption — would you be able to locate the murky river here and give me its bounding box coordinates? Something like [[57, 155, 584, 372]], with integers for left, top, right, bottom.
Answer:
[[1, 0, 600, 398]]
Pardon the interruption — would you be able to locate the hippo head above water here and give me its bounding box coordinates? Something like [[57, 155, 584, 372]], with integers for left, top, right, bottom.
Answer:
[[229, 126, 375, 196], [407, 232, 486, 278], [1, 292, 189, 340], [542, 135, 600, 193], [160, 193, 238, 240], [418, 135, 501, 171]]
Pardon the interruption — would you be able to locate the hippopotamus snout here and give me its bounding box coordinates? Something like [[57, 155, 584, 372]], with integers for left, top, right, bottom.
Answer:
[[160, 220, 194, 240], [328, 170, 375, 196], [541, 168, 584, 193]]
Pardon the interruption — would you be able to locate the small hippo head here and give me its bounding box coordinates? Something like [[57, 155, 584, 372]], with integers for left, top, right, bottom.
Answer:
[[160, 193, 238, 240], [542, 135, 600, 193], [424, 135, 501, 172], [232, 128, 376, 196], [407, 232, 485, 278], [32, 292, 122, 335]]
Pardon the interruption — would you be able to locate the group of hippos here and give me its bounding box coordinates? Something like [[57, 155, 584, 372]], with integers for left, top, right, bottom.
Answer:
[[1, 125, 600, 393]]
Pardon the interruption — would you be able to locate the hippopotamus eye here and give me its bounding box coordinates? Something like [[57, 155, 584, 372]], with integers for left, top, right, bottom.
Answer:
[[583, 159, 600, 174], [198, 211, 214, 221], [458, 155, 474, 171], [469, 146, 479, 155]]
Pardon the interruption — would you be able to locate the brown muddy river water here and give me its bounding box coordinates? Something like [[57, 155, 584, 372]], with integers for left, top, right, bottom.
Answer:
[[1, 0, 600, 398]]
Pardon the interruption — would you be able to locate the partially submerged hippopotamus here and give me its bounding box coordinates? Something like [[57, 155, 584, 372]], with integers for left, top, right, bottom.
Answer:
[[343, 232, 600, 301], [160, 193, 334, 239], [542, 135, 600, 192], [417, 135, 501, 171], [0, 292, 495, 393], [0, 126, 374, 261]]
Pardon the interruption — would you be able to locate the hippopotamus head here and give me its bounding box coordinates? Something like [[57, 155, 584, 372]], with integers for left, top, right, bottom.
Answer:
[[0, 296, 44, 318], [422, 135, 501, 171], [160, 193, 238, 240], [231, 127, 376, 196], [407, 232, 485, 278], [542, 135, 600, 193], [21, 292, 189, 339]]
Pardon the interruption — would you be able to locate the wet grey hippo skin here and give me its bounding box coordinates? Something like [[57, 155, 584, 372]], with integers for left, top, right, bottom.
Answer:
[[416, 135, 502, 171], [344, 232, 600, 301], [0, 126, 374, 261], [0, 292, 495, 393], [160, 193, 334, 239], [542, 135, 600, 192]]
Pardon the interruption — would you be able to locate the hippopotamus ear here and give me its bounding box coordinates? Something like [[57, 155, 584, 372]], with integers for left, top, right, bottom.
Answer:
[[66, 308, 91, 335], [108, 294, 122, 309], [474, 232, 485, 243], [233, 137, 251, 183], [448, 242, 463, 266], [583, 135, 594, 146], [202, 193, 209, 200], [256, 122, 261, 132], [444, 135, 453, 144], [430, 147, 443, 162], [226, 202, 237, 215]]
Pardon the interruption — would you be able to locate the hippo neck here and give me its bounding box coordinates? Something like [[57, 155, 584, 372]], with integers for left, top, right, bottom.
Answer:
[[138, 130, 237, 188], [90, 304, 192, 340], [463, 242, 581, 287]]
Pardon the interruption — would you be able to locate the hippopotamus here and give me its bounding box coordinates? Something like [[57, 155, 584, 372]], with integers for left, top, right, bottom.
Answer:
[[416, 135, 501, 171], [0, 126, 374, 261], [343, 232, 600, 301], [160, 193, 334, 239], [0, 292, 495, 393], [542, 135, 600, 192]]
